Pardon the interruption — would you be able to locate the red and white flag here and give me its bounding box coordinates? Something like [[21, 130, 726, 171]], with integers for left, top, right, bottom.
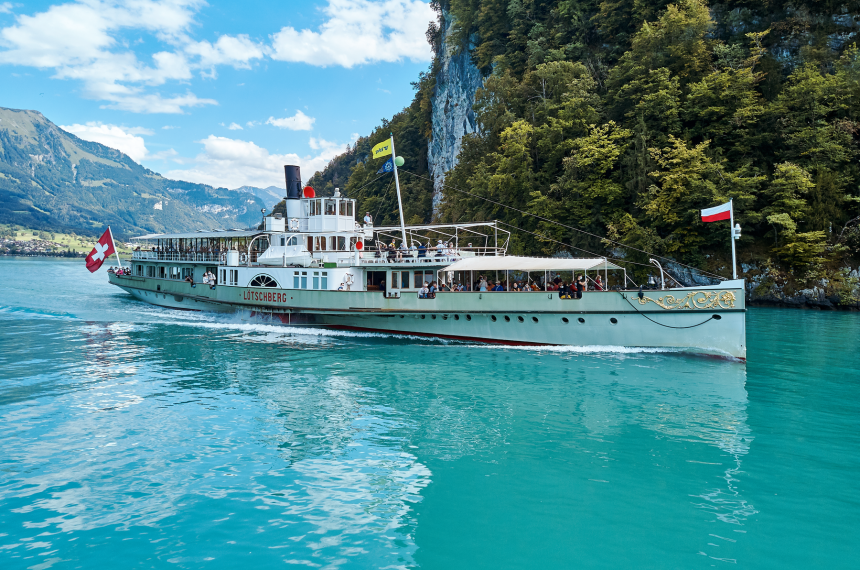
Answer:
[[701, 201, 732, 222], [85, 228, 117, 273]]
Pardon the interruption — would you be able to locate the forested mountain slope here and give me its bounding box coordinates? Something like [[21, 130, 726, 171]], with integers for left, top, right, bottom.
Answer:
[[0, 107, 267, 238], [309, 0, 860, 297]]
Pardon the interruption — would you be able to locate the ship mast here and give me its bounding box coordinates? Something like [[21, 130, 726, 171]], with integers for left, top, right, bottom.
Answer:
[[389, 133, 408, 246]]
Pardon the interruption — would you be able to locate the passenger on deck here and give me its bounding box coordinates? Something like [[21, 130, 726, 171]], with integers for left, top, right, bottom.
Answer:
[[338, 282, 345, 291], [577, 275, 587, 297], [364, 212, 373, 225], [410, 242, 418, 258], [184, 275, 195, 287], [418, 282, 429, 298], [417, 243, 427, 258], [478, 275, 488, 291], [512, 281, 521, 291], [380, 279, 386, 294], [428, 281, 437, 298], [492, 281, 504, 292], [594, 275, 605, 291]]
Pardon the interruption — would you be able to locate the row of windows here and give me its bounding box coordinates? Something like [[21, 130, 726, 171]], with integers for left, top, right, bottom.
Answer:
[[293, 271, 328, 290], [307, 199, 355, 217], [390, 270, 435, 290], [135, 264, 194, 280], [407, 315, 621, 325]]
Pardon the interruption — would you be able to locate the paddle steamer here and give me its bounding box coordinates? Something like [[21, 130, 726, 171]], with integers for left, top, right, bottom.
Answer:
[[108, 165, 746, 359]]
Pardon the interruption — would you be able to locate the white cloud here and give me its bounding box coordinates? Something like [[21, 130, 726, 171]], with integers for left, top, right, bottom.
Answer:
[[269, 0, 434, 67], [266, 110, 315, 131], [185, 34, 265, 77], [227, 122, 243, 130], [165, 134, 349, 188], [0, 3, 15, 15], [0, 1, 247, 113], [149, 148, 179, 161], [60, 122, 149, 162]]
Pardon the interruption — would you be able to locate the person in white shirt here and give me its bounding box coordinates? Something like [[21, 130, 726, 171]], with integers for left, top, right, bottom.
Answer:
[[363, 212, 373, 225], [418, 282, 430, 299], [410, 242, 418, 258]]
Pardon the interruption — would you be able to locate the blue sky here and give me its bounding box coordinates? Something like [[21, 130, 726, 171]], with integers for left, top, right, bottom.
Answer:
[[0, 0, 435, 188]]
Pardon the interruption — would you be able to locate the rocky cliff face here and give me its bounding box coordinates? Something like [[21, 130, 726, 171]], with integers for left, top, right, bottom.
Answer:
[[427, 10, 484, 218]]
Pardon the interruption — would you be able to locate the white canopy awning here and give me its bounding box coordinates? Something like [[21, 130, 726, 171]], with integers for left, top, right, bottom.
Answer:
[[440, 256, 623, 273], [131, 230, 260, 240]]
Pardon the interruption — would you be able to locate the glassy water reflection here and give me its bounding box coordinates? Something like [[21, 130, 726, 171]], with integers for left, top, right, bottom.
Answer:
[[1, 258, 857, 569]]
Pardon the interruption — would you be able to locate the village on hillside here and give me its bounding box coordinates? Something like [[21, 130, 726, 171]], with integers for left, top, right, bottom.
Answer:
[[0, 226, 132, 258]]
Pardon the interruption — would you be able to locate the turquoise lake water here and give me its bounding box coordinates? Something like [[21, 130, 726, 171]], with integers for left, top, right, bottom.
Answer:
[[0, 257, 858, 569]]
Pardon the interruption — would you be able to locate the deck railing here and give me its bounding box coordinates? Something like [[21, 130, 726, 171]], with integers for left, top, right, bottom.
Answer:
[[132, 251, 224, 263]]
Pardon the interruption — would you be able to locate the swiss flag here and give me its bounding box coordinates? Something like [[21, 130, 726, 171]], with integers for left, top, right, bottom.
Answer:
[[86, 228, 116, 273], [701, 201, 732, 222]]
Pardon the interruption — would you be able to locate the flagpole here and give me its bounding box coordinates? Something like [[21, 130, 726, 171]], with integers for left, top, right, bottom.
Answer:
[[389, 134, 408, 246], [108, 226, 123, 270], [729, 199, 737, 280]]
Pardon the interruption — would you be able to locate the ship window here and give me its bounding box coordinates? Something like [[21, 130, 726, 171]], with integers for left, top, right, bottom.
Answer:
[[346, 202, 353, 217], [454, 315, 460, 321], [391, 272, 399, 289], [338, 236, 347, 250], [324, 199, 336, 215], [221, 269, 227, 284], [293, 271, 299, 289], [322, 272, 328, 289], [229, 270, 238, 286], [339, 200, 347, 216], [504, 316, 511, 322], [517, 316, 524, 323], [491, 315, 497, 322], [562, 317, 569, 324], [301, 271, 307, 289], [465, 315, 471, 321], [578, 317, 585, 323], [401, 271, 410, 289], [250, 274, 278, 288], [712, 314, 722, 320], [146, 265, 155, 278], [532, 317, 539, 323], [610, 317, 618, 324], [313, 271, 319, 289], [136, 264, 143, 276], [280, 236, 285, 247]]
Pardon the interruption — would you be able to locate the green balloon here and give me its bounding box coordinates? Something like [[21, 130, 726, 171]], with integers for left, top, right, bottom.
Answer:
[[394, 156, 405, 167]]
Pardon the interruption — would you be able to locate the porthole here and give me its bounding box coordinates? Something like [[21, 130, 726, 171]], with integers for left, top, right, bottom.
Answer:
[[466, 315, 472, 321], [562, 317, 569, 324], [432, 315, 437, 320], [712, 314, 722, 320], [454, 315, 460, 321], [491, 315, 497, 322], [504, 316, 511, 322], [442, 315, 448, 320], [532, 317, 539, 323], [421, 315, 426, 319], [578, 317, 585, 323], [400, 315, 405, 319], [517, 316, 524, 323], [610, 317, 618, 324]]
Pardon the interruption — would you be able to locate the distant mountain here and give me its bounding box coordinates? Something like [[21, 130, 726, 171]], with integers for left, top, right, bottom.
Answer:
[[0, 106, 268, 238], [234, 185, 285, 210]]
